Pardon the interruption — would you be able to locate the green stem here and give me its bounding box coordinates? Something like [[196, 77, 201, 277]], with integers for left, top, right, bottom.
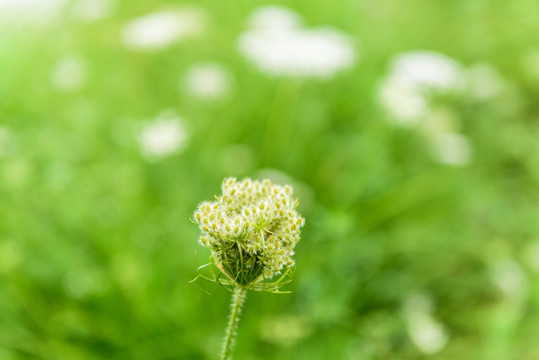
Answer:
[[220, 286, 247, 360]]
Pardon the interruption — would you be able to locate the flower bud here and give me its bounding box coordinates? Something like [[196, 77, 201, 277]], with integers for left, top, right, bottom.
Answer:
[[192, 177, 305, 288]]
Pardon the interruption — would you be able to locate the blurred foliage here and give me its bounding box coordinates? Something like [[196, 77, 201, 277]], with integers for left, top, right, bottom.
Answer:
[[1, 0, 539, 359]]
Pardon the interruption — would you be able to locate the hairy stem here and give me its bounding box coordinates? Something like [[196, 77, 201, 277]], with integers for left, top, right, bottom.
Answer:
[[220, 286, 247, 360]]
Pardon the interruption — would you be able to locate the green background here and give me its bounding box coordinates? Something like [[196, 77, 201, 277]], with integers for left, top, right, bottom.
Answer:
[[1, 0, 539, 359]]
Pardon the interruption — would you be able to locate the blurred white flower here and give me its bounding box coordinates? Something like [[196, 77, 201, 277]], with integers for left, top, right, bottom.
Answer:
[[491, 258, 529, 303], [122, 7, 207, 51], [378, 50, 475, 166], [50, 55, 87, 92], [377, 77, 428, 126], [183, 63, 232, 100], [389, 51, 465, 93], [70, 0, 114, 22], [428, 132, 472, 166], [138, 110, 188, 160], [466, 63, 505, 100], [378, 51, 464, 125], [406, 312, 449, 354], [0, 0, 66, 22], [0, 127, 16, 157], [403, 292, 449, 354], [238, 6, 357, 78], [248, 5, 302, 31]]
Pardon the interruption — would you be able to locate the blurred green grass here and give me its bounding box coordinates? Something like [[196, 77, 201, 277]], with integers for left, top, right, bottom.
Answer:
[[1, 0, 539, 359]]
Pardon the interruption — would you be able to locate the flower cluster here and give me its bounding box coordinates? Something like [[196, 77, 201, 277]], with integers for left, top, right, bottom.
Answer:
[[378, 50, 465, 126], [237, 5, 357, 79], [377, 50, 475, 167], [193, 178, 305, 287]]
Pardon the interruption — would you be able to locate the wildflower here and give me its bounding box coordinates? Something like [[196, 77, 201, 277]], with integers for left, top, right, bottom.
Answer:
[[193, 177, 304, 287], [183, 63, 233, 100], [403, 292, 449, 354], [50, 55, 87, 92], [137, 110, 188, 160], [377, 51, 475, 166], [491, 258, 529, 303], [121, 7, 207, 51], [237, 6, 357, 78], [388, 51, 465, 93], [193, 177, 305, 360], [378, 50, 465, 125], [377, 76, 429, 125]]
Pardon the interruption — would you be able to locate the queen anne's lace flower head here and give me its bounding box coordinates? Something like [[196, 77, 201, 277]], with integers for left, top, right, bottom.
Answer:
[[193, 177, 305, 288]]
